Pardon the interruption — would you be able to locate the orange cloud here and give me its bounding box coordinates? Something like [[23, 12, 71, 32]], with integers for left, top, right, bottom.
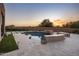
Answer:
[[53, 16, 79, 27]]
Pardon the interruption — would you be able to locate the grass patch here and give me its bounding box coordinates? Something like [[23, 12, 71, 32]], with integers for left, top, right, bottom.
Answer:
[[0, 33, 18, 53]]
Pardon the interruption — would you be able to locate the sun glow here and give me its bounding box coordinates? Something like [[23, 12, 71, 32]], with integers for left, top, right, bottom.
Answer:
[[6, 19, 41, 27], [53, 19, 68, 27]]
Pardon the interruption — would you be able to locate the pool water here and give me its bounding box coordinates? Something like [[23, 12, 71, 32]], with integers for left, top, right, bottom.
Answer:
[[23, 31, 45, 37]]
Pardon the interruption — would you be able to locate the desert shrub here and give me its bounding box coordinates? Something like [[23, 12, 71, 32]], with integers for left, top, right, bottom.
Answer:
[[72, 30, 79, 34]]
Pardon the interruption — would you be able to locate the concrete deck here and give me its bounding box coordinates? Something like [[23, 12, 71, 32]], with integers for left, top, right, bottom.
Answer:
[[1, 33, 79, 56]]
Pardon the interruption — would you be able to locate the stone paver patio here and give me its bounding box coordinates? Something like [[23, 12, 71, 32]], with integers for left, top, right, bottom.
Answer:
[[1, 33, 79, 56]]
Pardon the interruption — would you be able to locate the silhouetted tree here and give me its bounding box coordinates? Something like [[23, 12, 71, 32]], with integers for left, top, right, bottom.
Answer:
[[38, 19, 53, 27], [63, 21, 79, 28], [5, 25, 15, 31]]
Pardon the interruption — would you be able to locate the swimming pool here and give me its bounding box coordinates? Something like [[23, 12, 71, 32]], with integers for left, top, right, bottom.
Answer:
[[23, 31, 45, 37], [23, 31, 47, 44]]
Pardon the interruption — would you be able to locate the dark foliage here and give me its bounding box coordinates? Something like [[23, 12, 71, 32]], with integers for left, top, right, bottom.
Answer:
[[63, 21, 79, 28], [38, 19, 53, 27]]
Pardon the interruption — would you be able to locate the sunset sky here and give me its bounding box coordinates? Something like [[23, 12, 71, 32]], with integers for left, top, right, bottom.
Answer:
[[5, 3, 79, 26]]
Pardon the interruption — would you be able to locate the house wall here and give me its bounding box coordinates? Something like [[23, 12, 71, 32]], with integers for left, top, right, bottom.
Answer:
[[0, 26, 1, 41], [0, 10, 2, 41], [0, 3, 5, 41]]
